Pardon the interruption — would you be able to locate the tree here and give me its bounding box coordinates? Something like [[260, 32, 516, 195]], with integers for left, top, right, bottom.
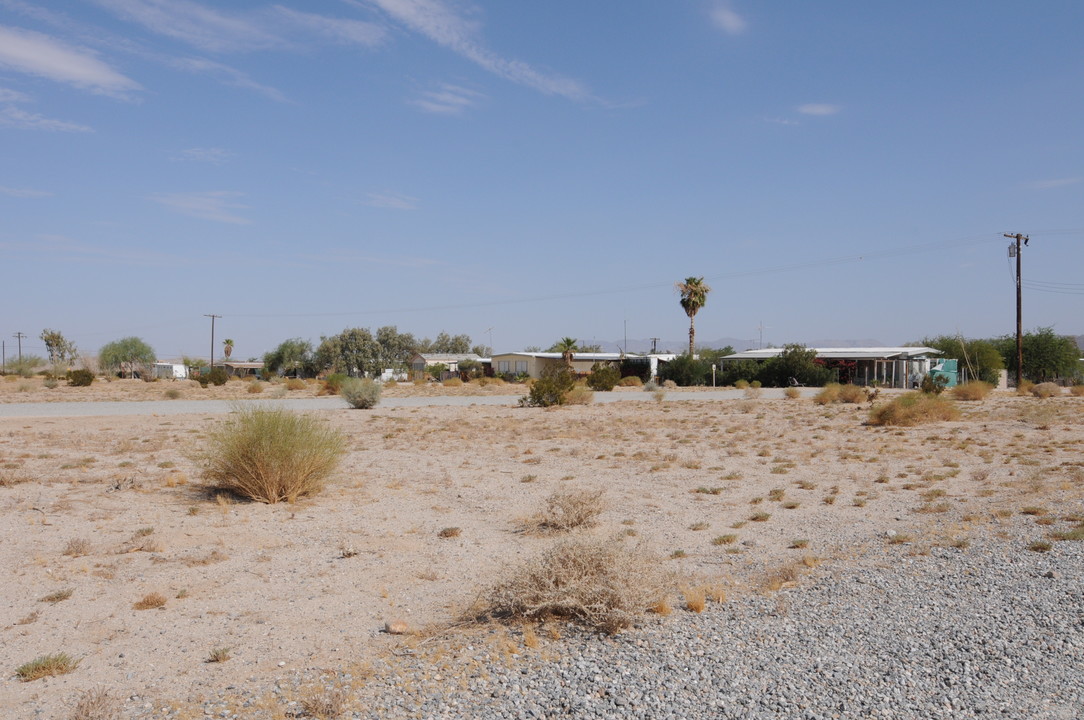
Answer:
[[420, 332, 471, 354], [994, 327, 1081, 383], [222, 339, 234, 359], [757, 344, 832, 387], [374, 326, 419, 370], [263, 338, 314, 377], [99, 337, 156, 378], [316, 328, 380, 377], [919, 335, 1004, 385], [40, 329, 77, 370], [551, 337, 578, 369], [676, 277, 711, 357], [470, 344, 492, 357]]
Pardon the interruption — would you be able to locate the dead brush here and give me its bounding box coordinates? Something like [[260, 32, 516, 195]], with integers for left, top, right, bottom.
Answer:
[[480, 536, 674, 634], [70, 686, 120, 720], [300, 687, 347, 719], [867, 392, 961, 426], [523, 488, 605, 533], [951, 381, 993, 401]]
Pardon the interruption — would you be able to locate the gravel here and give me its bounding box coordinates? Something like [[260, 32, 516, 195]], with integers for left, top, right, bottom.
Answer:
[[123, 535, 1084, 719]]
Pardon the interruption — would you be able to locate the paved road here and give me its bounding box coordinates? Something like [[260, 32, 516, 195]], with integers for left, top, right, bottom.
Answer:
[[0, 388, 822, 418]]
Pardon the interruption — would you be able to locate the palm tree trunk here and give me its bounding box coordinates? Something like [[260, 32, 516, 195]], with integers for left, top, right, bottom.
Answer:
[[689, 318, 695, 358]]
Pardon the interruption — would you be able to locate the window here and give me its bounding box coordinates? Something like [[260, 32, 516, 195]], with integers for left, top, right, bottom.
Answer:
[[515, 361, 528, 374], [498, 361, 510, 373]]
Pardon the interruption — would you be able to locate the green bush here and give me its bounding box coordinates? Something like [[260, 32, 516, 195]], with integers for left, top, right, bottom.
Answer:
[[658, 354, 709, 386], [197, 406, 346, 503], [199, 367, 228, 387], [66, 369, 94, 387], [586, 363, 620, 391], [755, 344, 833, 387], [521, 365, 575, 407], [321, 373, 348, 395], [920, 373, 948, 395], [341, 377, 381, 409]]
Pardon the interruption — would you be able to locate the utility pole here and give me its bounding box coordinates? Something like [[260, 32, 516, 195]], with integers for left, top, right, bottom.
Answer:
[[650, 337, 660, 354], [1004, 233, 1029, 388], [204, 314, 221, 371], [13, 332, 25, 362]]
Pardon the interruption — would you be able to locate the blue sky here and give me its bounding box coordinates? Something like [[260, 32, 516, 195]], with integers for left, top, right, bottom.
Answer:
[[2, 1, 1082, 362]]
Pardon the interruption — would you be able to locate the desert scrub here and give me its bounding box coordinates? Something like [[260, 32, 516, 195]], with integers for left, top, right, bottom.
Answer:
[[784, 386, 801, 399], [564, 384, 594, 405], [16, 653, 79, 681], [442, 377, 463, 387], [526, 488, 605, 532], [520, 366, 575, 407], [813, 384, 840, 405], [1070, 384, 1084, 397], [617, 375, 643, 387], [481, 536, 673, 633], [340, 377, 381, 409], [1031, 382, 1062, 399], [868, 392, 960, 426], [196, 406, 346, 503], [951, 381, 993, 401]]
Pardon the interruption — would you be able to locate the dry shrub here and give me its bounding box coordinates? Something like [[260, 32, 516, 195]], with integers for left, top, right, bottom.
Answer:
[[617, 376, 643, 387], [442, 377, 463, 387], [1070, 384, 1084, 397], [163, 387, 182, 400], [783, 386, 801, 399], [197, 406, 346, 503], [134, 592, 167, 610], [813, 384, 840, 405], [1031, 382, 1062, 399], [951, 381, 992, 401], [71, 687, 120, 720], [301, 687, 346, 719], [340, 378, 381, 409], [475, 376, 505, 387], [838, 384, 867, 403], [285, 378, 307, 391], [565, 384, 594, 405], [867, 392, 960, 426], [683, 586, 707, 613], [482, 537, 673, 633], [63, 538, 92, 557], [1016, 380, 1034, 396], [246, 380, 263, 394], [527, 488, 605, 532]]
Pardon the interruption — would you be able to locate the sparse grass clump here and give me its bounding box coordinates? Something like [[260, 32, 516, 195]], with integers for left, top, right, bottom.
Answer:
[[285, 377, 307, 391], [438, 526, 462, 538], [813, 384, 840, 405], [784, 386, 801, 399], [63, 538, 92, 557], [340, 377, 381, 409], [482, 537, 673, 633], [1070, 384, 1084, 397], [246, 380, 263, 394], [163, 387, 182, 400], [40, 588, 74, 604], [1031, 382, 1061, 399], [16, 653, 78, 681], [838, 384, 867, 403], [197, 406, 346, 503], [617, 376, 643, 387], [442, 377, 463, 387], [206, 647, 231, 663], [71, 687, 120, 720], [951, 381, 993, 401], [564, 384, 594, 405], [527, 488, 605, 532], [868, 392, 960, 426]]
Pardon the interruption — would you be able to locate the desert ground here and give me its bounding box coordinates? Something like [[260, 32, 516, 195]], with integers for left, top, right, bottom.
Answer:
[[1, 377, 1082, 718]]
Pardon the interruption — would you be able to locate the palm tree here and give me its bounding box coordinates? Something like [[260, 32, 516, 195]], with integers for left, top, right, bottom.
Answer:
[[553, 337, 578, 369], [676, 277, 711, 357], [222, 338, 234, 359]]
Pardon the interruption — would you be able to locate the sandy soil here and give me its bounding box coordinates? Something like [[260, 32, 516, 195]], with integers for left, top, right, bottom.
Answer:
[[0, 385, 1081, 718]]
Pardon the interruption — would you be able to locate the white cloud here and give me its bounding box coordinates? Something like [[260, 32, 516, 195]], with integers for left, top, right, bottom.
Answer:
[[710, 2, 747, 35], [92, 0, 282, 53], [363, 192, 419, 210], [0, 106, 92, 132], [360, 0, 590, 100], [0, 24, 140, 96], [764, 116, 798, 126], [0, 87, 30, 103], [0, 185, 52, 198], [411, 82, 483, 114], [175, 147, 234, 164], [1028, 177, 1081, 190], [273, 7, 386, 47], [150, 190, 251, 224], [798, 103, 840, 116], [170, 57, 287, 102]]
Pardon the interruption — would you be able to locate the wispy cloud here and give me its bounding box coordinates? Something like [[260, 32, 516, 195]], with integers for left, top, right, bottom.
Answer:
[[1028, 177, 1081, 190], [170, 57, 287, 102], [0, 106, 92, 132], [150, 190, 251, 224], [0, 232, 185, 266], [363, 192, 419, 210], [710, 2, 747, 35], [360, 0, 590, 101], [174, 147, 234, 164], [0, 185, 52, 198], [763, 116, 799, 126], [0, 87, 30, 103], [92, 0, 282, 53], [273, 6, 386, 47], [0, 24, 141, 96], [798, 103, 840, 116], [411, 82, 483, 114]]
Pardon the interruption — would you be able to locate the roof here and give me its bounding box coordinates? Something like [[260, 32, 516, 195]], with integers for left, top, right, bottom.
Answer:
[[491, 352, 674, 361], [722, 347, 943, 361], [412, 353, 480, 363], [221, 361, 265, 369]]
